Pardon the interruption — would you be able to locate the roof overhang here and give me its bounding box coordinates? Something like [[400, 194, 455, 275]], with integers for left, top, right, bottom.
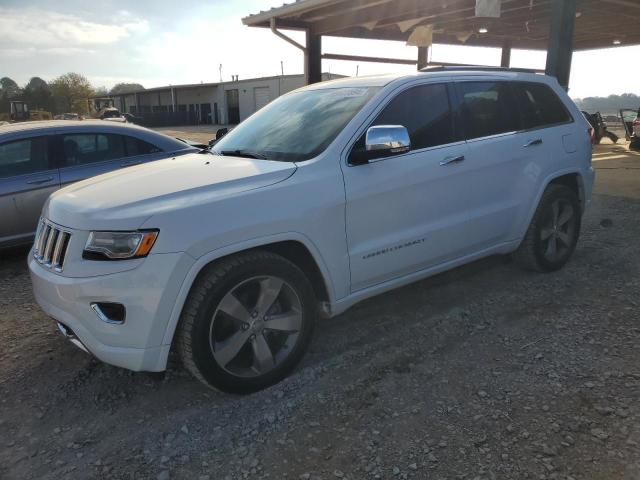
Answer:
[[243, 0, 640, 51]]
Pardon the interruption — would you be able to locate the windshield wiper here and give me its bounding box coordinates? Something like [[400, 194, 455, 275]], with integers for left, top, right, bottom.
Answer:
[[219, 149, 267, 160]]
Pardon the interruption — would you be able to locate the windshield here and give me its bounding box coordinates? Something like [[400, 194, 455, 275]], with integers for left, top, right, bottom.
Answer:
[[213, 86, 380, 161]]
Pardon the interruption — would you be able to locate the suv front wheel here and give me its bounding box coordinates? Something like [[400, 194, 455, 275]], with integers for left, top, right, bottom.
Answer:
[[177, 251, 317, 394], [514, 184, 581, 272]]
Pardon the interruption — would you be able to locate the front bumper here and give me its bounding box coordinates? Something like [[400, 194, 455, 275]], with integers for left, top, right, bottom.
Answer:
[[29, 252, 193, 372]]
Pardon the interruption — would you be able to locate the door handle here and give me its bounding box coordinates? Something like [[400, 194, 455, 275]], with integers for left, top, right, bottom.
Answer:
[[26, 176, 54, 185], [440, 155, 465, 166], [523, 138, 543, 147]]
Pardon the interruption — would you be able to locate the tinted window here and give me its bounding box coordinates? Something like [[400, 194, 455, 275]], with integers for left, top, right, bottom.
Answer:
[[458, 82, 518, 139], [124, 136, 161, 156], [61, 133, 125, 166], [513, 82, 572, 129], [0, 137, 49, 178], [370, 83, 454, 150]]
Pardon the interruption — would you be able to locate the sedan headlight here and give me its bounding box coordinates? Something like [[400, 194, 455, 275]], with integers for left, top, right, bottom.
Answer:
[[84, 230, 159, 260]]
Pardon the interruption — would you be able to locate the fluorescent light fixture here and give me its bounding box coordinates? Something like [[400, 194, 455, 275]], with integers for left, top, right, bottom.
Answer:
[[478, 27, 488, 33], [613, 39, 621, 45]]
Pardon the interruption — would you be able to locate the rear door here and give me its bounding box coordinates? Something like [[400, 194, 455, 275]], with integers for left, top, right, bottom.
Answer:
[[451, 80, 531, 245], [509, 81, 577, 231], [56, 132, 165, 186], [0, 135, 60, 245], [120, 135, 166, 168], [57, 132, 127, 186]]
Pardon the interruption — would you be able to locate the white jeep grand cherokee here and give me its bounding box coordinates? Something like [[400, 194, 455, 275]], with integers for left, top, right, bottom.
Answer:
[[30, 69, 594, 393]]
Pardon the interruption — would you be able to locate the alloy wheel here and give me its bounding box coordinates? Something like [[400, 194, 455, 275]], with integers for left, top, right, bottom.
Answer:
[[209, 276, 303, 378], [540, 198, 576, 262]]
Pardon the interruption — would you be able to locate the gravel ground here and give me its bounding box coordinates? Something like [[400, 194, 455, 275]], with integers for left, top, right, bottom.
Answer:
[[1, 143, 640, 480]]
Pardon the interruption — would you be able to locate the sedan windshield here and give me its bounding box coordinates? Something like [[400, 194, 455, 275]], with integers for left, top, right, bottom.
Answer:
[[213, 86, 380, 162]]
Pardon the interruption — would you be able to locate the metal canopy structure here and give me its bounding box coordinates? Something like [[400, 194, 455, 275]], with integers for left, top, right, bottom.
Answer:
[[243, 0, 640, 88]]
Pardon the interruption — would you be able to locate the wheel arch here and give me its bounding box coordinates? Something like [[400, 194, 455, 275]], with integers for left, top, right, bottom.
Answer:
[[160, 233, 335, 353], [518, 169, 585, 246], [548, 172, 585, 212]]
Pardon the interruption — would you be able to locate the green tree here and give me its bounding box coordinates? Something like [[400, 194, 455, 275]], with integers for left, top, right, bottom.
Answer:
[[50, 72, 95, 114], [574, 93, 640, 114], [110, 83, 144, 95], [0, 77, 22, 113], [22, 77, 53, 112], [0, 77, 21, 98]]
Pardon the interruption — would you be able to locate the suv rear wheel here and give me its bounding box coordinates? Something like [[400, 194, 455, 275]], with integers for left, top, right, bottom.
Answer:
[[177, 251, 317, 393], [514, 184, 581, 272]]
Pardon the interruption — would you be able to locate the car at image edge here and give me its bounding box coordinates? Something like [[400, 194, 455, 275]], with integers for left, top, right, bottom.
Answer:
[[0, 120, 198, 248], [29, 69, 595, 393]]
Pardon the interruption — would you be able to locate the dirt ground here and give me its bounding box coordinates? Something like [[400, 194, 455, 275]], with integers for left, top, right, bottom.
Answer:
[[2, 140, 640, 480]]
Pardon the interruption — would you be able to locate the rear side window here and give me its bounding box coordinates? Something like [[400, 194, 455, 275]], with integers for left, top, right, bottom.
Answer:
[[458, 82, 518, 140], [61, 133, 125, 166], [124, 136, 161, 156], [0, 137, 49, 178], [372, 83, 455, 150], [512, 82, 572, 129]]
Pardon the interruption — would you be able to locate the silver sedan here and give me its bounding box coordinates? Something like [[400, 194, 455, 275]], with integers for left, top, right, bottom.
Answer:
[[0, 120, 197, 248]]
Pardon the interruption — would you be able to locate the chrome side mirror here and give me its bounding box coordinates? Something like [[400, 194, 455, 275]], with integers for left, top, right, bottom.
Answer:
[[365, 125, 411, 154]]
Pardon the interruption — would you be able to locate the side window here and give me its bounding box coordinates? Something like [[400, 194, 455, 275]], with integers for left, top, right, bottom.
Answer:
[[123, 136, 162, 156], [458, 82, 518, 140], [0, 137, 49, 178], [349, 83, 455, 163], [513, 82, 572, 129], [372, 83, 455, 150], [61, 133, 125, 166]]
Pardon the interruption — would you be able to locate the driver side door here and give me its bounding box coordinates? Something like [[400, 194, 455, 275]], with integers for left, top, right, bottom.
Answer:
[[341, 82, 470, 291]]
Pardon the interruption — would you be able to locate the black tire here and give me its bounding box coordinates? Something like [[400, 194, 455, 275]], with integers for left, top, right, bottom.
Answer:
[[513, 184, 581, 272], [176, 250, 317, 394]]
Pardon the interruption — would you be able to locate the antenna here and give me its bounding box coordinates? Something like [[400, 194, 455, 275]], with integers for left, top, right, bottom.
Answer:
[[219, 64, 222, 82]]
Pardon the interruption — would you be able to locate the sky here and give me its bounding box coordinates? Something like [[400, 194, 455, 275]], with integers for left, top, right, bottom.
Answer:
[[1, 0, 639, 100]]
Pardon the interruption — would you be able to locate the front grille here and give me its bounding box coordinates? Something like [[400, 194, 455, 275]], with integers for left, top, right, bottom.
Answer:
[[33, 219, 71, 272]]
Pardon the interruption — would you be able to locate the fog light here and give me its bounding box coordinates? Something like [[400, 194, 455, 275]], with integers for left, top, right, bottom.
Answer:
[[91, 302, 126, 324]]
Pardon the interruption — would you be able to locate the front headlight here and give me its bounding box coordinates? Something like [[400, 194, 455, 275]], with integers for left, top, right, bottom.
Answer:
[[84, 230, 159, 260]]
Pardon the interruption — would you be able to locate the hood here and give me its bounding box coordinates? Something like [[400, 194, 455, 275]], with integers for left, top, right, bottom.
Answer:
[[45, 153, 296, 230]]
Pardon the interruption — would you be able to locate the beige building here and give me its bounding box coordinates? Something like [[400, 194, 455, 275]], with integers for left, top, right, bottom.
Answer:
[[111, 73, 340, 126]]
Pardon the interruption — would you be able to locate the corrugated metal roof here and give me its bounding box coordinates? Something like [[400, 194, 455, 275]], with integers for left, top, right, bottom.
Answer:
[[242, 0, 640, 51]]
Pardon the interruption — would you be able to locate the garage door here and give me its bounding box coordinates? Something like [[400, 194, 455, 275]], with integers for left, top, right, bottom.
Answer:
[[254, 87, 271, 112]]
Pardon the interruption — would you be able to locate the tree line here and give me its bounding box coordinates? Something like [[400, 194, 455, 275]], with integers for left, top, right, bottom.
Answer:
[[574, 93, 639, 114], [0, 73, 144, 115]]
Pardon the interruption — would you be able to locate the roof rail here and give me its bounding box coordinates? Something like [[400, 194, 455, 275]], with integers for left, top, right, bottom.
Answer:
[[420, 65, 543, 74]]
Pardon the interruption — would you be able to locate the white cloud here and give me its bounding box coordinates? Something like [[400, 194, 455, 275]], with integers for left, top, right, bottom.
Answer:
[[0, 7, 149, 47]]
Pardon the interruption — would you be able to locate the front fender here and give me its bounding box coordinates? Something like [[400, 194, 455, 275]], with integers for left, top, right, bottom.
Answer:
[[158, 231, 335, 350]]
